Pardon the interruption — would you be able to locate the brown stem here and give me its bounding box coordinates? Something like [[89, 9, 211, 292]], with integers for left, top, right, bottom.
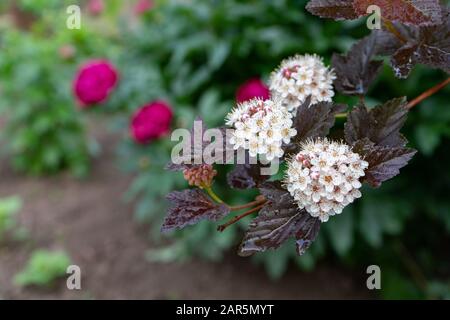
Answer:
[[217, 203, 265, 232], [407, 77, 450, 109], [229, 197, 266, 211], [382, 19, 407, 43]]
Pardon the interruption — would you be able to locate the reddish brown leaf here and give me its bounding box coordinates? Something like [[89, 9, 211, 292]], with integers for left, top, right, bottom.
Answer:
[[162, 189, 230, 232], [332, 34, 383, 96], [166, 120, 234, 171], [285, 97, 346, 155], [238, 182, 321, 256], [227, 164, 269, 189], [306, 0, 358, 20], [166, 117, 209, 172], [352, 138, 416, 187], [391, 42, 421, 78], [345, 97, 408, 148], [353, 0, 442, 26], [372, 7, 450, 78]]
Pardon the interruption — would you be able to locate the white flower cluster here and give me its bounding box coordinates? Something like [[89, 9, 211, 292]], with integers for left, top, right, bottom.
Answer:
[[226, 98, 297, 161], [285, 139, 368, 222], [269, 54, 335, 112]]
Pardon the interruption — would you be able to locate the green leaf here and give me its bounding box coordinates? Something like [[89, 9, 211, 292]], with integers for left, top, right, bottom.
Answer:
[[415, 124, 441, 156], [198, 90, 229, 125], [14, 250, 71, 287], [0, 196, 22, 239], [325, 207, 354, 256], [254, 244, 291, 280], [359, 199, 383, 247], [208, 41, 230, 70], [381, 269, 423, 299]]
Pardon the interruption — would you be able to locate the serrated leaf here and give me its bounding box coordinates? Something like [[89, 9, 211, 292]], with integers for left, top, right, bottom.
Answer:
[[238, 181, 321, 256], [227, 150, 270, 189], [166, 120, 233, 171], [286, 97, 347, 155], [372, 29, 405, 56], [376, 8, 450, 78], [162, 189, 230, 232], [345, 97, 409, 147], [166, 117, 208, 172], [259, 181, 297, 209], [370, 97, 409, 147], [306, 0, 358, 20], [353, 0, 442, 26], [227, 163, 269, 189], [352, 138, 416, 187], [332, 34, 383, 96], [307, 0, 442, 26], [391, 42, 420, 78]]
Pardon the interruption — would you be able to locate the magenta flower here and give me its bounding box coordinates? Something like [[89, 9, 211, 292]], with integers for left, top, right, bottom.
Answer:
[[130, 101, 173, 144], [87, 0, 104, 16], [134, 0, 154, 15], [235, 78, 270, 103], [73, 60, 119, 107]]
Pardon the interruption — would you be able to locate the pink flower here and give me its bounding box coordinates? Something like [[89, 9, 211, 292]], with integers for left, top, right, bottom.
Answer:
[[236, 78, 270, 103], [130, 101, 173, 144], [73, 60, 119, 107], [134, 0, 153, 15], [88, 0, 104, 16]]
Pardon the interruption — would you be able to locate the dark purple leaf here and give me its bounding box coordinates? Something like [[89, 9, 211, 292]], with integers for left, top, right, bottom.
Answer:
[[238, 181, 321, 256], [166, 120, 234, 171], [372, 29, 405, 56], [259, 181, 297, 211], [285, 97, 347, 155], [344, 102, 373, 144], [166, 117, 208, 172], [374, 8, 450, 78], [391, 42, 421, 78], [227, 150, 270, 189], [227, 164, 269, 189], [306, 0, 358, 20], [352, 138, 417, 187], [295, 215, 322, 255], [162, 189, 230, 232], [345, 97, 408, 148], [353, 0, 442, 26], [306, 0, 442, 26], [332, 34, 383, 96]]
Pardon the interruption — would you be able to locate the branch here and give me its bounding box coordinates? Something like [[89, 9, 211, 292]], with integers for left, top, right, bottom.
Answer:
[[407, 77, 450, 109], [230, 195, 266, 211], [217, 203, 266, 232]]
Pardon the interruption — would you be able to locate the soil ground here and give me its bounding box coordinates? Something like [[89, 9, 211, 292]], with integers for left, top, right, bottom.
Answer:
[[0, 123, 371, 299]]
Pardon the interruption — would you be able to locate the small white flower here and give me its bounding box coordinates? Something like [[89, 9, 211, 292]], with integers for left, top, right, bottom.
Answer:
[[284, 138, 368, 222], [281, 127, 297, 144], [226, 98, 296, 160], [270, 54, 336, 112]]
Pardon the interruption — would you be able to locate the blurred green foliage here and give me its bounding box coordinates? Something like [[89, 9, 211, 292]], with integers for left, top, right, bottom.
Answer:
[[14, 250, 71, 287], [0, 2, 113, 176], [0, 196, 22, 241]]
